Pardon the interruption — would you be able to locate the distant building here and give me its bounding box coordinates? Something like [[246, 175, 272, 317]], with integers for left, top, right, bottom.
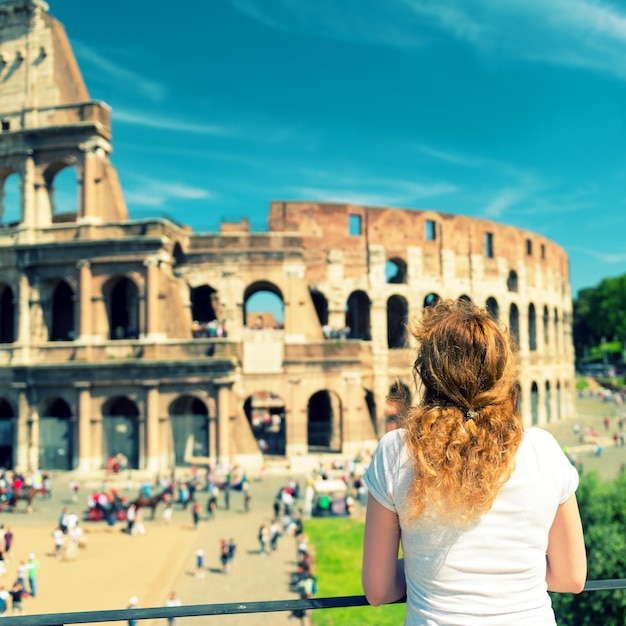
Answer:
[[0, 0, 575, 473]]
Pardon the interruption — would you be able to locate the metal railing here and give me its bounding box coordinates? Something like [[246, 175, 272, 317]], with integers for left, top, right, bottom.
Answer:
[[8, 580, 626, 626]]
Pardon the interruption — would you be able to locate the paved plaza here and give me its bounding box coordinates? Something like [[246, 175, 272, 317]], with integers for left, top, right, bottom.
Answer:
[[0, 394, 624, 625]]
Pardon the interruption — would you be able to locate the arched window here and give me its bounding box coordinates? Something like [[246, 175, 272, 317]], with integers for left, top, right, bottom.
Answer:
[[244, 281, 284, 329], [48, 164, 79, 221], [310, 289, 329, 327], [509, 304, 520, 346], [528, 304, 537, 351], [387, 295, 408, 348], [102, 397, 140, 469], [346, 291, 371, 340], [244, 391, 286, 456], [40, 398, 74, 470], [531, 382, 539, 425], [0, 171, 21, 225], [190, 285, 219, 324], [0, 398, 15, 469], [507, 271, 518, 292], [50, 280, 75, 341], [307, 390, 342, 452], [424, 293, 441, 309], [386, 258, 407, 284], [543, 306, 549, 346], [545, 381, 551, 423], [486, 297, 499, 321], [169, 396, 209, 465], [0, 285, 15, 343], [107, 277, 140, 340]]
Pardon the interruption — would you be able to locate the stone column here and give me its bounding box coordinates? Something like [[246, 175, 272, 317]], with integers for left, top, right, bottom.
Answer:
[[81, 150, 95, 219], [208, 396, 218, 463], [76, 383, 92, 471], [145, 382, 160, 472], [14, 384, 29, 471], [16, 274, 31, 352], [215, 379, 234, 465], [144, 256, 160, 339], [22, 154, 36, 228], [77, 260, 93, 344]]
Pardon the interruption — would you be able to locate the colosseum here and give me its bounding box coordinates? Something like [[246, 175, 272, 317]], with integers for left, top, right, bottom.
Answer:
[[0, 0, 575, 474]]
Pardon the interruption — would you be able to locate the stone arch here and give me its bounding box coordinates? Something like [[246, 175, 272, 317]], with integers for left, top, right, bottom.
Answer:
[[346, 290, 371, 340], [386, 257, 407, 284], [554, 308, 560, 348], [486, 297, 499, 321], [387, 295, 408, 348], [543, 305, 550, 347], [424, 293, 440, 309], [244, 281, 284, 329], [102, 396, 140, 469], [243, 391, 286, 456], [169, 395, 209, 466], [43, 160, 79, 222], [307, 390, 342, 452], [556, 381, 562, 420], [509, 303, 520, 347], [190, 284, 219, 325], [531, 382, 539, 425], [0, 398, 15, 469], [39, 397, 75, 470], [528, 303, 537, 351], [459, 294, 472, 302], [50, 280, 75, 341], [545, 381, 551, 423], [507, 270, 518, 292], [0, 170, 21, 225], [310, 289, 329, 327], [103, 276, 140, 340], [0, 284, 15, 343]]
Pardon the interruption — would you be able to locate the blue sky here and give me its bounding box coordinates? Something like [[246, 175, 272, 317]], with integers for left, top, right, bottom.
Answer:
[[40, 0, 626, 295]]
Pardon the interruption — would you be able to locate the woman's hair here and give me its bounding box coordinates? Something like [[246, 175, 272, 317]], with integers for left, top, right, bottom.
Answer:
[[402, 298, 523, 522]]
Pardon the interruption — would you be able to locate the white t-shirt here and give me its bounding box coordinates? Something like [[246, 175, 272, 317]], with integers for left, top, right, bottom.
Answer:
[[364, 427, 579, 626]]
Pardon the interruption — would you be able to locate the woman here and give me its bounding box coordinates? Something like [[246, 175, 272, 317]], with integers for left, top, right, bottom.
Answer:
[[362, 299, 586, 625]]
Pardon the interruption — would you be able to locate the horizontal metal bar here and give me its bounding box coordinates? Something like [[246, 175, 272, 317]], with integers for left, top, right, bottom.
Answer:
[[7, 581, 626, 626]]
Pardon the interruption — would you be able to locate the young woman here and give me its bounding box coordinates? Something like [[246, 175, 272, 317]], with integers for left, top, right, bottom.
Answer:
[[362, 299, 586, 625]]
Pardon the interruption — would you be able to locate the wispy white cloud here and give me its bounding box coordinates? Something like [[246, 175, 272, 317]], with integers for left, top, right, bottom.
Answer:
[[231, 0, 626, 80], [113, 108, 231, 135], [124, 176, 214, 207], [481, 188, 526, 218], [569, 246, 626, 264], [72, 41, 166, 101], [291, 175, 458, 208]]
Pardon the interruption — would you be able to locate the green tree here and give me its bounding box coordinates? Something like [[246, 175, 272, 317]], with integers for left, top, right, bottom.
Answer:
[[551, 472, 626, 625]]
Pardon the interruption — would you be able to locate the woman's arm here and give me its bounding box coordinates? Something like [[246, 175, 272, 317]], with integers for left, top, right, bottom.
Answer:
[[362, 493, 406, 606], [546, 494, 587, 593]]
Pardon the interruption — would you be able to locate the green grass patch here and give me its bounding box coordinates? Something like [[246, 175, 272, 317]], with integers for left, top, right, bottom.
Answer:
[[305, 517, 405, 626]]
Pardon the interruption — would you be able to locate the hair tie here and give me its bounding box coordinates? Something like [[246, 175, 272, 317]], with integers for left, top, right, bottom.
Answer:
[[465, 409, 478, 421]]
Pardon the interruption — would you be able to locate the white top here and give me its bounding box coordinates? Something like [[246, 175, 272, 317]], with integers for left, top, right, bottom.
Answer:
[[364, 427, 579, 626]]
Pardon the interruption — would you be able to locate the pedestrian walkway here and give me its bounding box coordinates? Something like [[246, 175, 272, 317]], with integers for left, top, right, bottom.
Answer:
[[0, 473, 311, 626]]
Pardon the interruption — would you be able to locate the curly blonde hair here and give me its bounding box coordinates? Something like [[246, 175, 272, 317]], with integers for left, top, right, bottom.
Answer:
[[403, 299, 523, 522]]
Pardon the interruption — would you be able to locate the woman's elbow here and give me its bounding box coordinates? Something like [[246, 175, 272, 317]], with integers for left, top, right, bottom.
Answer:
[[547, 567, 587, 594]]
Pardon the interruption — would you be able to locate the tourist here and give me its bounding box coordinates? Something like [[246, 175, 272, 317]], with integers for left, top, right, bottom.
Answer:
[[165, 590, 181, 626], [127, 596, 138, 626], [362, 299, 587, 624], [52, 527, 65, 557], [258, 524, 269, 555], [26, 553, 39, 597], [195, 548, 205, 578], [9, 581, 23, 615], [3, 528, 12, 559], [219, 540, 230, 574], [191, 501, 200, 529], [227, 537, 237, 572], [0, 585, 8, 616]]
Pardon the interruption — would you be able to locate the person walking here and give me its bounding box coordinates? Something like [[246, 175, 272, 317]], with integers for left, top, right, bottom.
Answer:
[[227, 537, 237, 572], [165, 590, 181, 626], [195, 548, 205, 578], [219, 540, 230, 574], [362, 299, 587, 625], [26, 553, 39, 598], [9, 581, 24, 616], [258, 524, 269, 555], [0, 585, 8, 617], [191, 501, 200, 529]]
